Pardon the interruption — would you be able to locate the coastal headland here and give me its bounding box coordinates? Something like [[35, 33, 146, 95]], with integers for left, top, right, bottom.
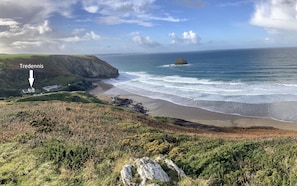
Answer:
[[3, 55, 297, 185], [0, 54, 119, 97]]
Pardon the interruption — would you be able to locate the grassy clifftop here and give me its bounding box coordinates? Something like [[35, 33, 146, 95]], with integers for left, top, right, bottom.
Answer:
[[0, 54, 119, 97], [1, 92, 297, 185]]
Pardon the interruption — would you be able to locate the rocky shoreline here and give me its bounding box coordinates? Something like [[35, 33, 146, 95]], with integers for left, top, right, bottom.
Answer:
[[89, 81, 297, 132], [111, 96, 148, 114]]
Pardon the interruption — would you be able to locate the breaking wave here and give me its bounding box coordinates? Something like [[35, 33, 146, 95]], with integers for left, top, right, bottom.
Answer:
[[105, 72, 297, 122]]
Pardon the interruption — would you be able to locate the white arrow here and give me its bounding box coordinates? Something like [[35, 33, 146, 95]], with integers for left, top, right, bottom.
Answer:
[[28, 70, 34, 88]]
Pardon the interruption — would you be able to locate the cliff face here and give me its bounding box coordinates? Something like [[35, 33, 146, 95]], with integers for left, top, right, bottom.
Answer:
[[0, 55, 119, 97], [49, 55, 119, 78]]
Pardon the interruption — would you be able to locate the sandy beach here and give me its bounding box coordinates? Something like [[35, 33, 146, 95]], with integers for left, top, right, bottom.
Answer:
[[89, 81, 297, 131]]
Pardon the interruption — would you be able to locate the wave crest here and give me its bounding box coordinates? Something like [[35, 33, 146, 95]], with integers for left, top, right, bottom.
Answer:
[[105, 72, 297, 122]]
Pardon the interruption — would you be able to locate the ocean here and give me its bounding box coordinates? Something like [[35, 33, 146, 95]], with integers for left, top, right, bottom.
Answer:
[[98, 47, 297, 122]]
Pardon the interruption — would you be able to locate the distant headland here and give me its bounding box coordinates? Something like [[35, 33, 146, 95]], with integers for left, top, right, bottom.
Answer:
[[0, 55, 119, 98]]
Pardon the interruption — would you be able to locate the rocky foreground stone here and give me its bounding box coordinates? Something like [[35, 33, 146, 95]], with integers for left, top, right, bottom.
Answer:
[[120, 156, 186, 186]]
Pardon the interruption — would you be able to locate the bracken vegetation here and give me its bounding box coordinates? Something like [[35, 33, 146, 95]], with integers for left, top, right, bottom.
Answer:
[[1, 92, 297, 185]]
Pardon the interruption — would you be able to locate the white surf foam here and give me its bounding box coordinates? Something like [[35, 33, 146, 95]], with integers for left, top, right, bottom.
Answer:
[[105, 72, 297, 122]]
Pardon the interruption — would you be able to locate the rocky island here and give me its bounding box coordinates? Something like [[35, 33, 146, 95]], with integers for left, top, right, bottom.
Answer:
[[2, 54, 297, 186], [175, 57, 187, 65]]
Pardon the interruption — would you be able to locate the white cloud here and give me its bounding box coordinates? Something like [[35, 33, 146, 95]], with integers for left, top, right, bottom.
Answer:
[[84, 5, 99, 13], [60, 31, 101, 42], [183, 30, 198, 44], [9, 20, 52, 41], [85, 31, 101, 40], [0, 1, 78, 52], [82, 0, 185, 26], [11, 41, 42, 49], [60, 36, 83, 42], [169, 32, 182, 44], [0, 19, 51, 38], [0, 0, 76, 24], [37, 20, 52, 34], [130, 32, 160, 47], [98, 16, 154, 27], [0, 0, 186, 53], [0, 18, 19, 27], [250, 0, 297, 32], [0, 15, 100, 52], [264, 37, 274, 42], [169, 30, 200, 44], [0, 0, 103, 53]]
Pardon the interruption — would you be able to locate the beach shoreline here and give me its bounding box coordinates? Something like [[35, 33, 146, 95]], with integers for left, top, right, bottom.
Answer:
[[89, 81, 297, 131]]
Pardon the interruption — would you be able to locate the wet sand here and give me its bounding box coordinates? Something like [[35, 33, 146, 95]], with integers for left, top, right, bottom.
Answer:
[[89, 81, 297, 131]]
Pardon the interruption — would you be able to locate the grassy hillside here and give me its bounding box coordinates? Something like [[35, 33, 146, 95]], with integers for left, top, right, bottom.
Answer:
[[1, 92, 297, 185], [15, 91, 103, 103], [0, 54, 118, 98], [0, 55, 77, 97]]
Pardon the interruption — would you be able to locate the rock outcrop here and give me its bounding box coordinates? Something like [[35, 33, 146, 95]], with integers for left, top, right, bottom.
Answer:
[[174, 57, 187, 65], [111, 96, 147, 114], [135, 157, 170, 185], [155, 156, 186, 178], [120, 157, 186, 186], [121, 165, 135, 186]]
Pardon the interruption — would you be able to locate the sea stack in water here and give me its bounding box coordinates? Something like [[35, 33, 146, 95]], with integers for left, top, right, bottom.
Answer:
[[175, 57, 187, 65]]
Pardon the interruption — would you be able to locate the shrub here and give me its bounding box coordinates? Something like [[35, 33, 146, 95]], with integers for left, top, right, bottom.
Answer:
[[30, 117, 56, 133], [40, 140, 92, 170]]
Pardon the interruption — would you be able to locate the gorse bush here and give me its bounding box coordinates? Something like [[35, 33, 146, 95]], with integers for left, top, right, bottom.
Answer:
[[2, 98, 297, 185], [30, 117, 56, 133], [41, 139, 92, 170]]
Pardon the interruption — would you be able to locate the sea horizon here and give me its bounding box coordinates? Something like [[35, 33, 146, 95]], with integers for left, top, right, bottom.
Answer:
[[99, 47, 297, 122]]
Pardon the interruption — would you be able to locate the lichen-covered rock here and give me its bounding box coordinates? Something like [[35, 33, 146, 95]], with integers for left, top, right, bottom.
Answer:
[[120, 165, 135, 186], [135, 157, 170, 185], [120, 157, 186, 185], [155, 156, 186, 178]]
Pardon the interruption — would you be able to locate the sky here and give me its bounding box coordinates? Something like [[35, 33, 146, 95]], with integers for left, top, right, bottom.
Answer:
[[1, 0, 297, 54]]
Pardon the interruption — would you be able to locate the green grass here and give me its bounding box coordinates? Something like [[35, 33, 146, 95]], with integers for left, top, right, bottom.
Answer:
[[16, 91, 103, 103], [0, 88, 21, 97], [0, 55, 98, 97], [1, 99, 297, 185], [0, 54, 49, 60], [0, 143, 60, 185]]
